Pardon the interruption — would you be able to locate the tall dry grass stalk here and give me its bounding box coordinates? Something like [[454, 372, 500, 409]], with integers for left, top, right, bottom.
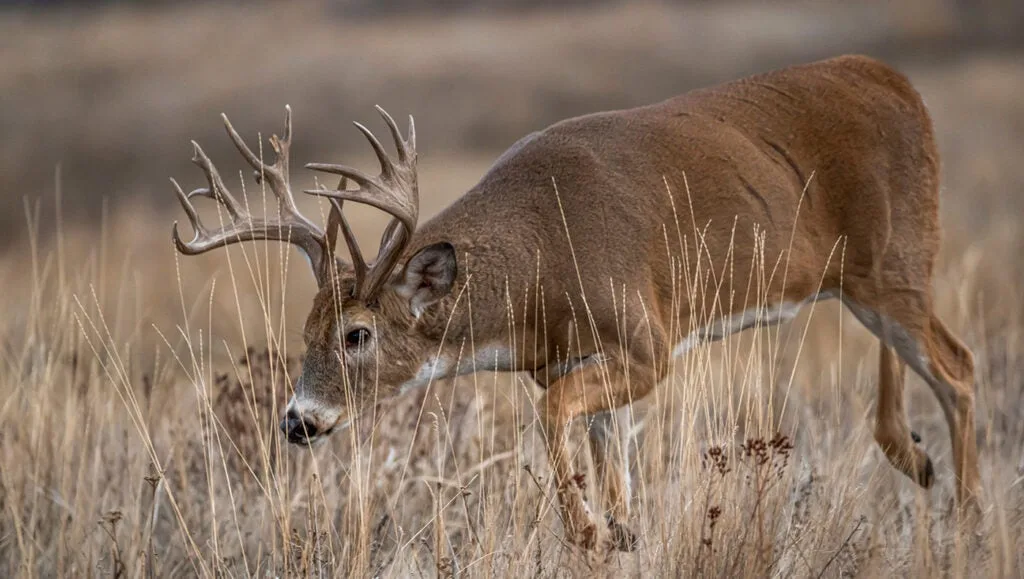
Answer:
[[1, 165, 1022, 578]]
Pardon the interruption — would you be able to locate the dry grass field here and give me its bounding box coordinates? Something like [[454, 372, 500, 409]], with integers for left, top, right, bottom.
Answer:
[[2, 1, 1024, 577]]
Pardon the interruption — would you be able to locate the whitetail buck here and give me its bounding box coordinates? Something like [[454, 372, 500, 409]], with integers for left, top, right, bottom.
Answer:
[[171, 55, 979, 550]]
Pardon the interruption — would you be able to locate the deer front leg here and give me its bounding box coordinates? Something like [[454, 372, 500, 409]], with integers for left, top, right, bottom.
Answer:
[[539, 384, 599, 549], [538, 354, 658, 550], [588, 407, 638, 551]]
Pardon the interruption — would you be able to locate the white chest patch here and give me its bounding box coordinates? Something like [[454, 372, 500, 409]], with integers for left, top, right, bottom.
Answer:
[[399, 356, 453, 394]]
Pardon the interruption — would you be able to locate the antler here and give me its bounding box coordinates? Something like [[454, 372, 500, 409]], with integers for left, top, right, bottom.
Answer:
[[327, 193, 367, 294], [306, 106, 419, 301], [171, 106, 335, 284]]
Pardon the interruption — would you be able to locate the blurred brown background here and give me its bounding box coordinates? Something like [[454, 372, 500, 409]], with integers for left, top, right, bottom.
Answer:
[[1, 0, 1023, 250]]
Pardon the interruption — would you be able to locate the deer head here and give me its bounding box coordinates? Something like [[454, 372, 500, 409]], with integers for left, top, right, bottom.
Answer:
[[172, 107, 457, 445]]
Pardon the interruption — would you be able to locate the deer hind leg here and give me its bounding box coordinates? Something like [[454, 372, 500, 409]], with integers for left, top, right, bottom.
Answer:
[[925, 315, 980, 506], [846, 300, 979, 505], [874, 345, 935, 487], [539, 352, 659, 551], [587, 406, 637, 551]]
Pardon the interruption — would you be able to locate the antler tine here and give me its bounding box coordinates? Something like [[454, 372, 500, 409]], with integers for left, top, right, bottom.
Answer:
[[190, 141, 246, 221], [361, 219, 409, 297], [374, 105, 413, 163], [353, 121, 395, 181], [332, 196, 367, 294], [282, 104, 293, 146], [267, 104, 292, 181], [406, 114, 416, 156], [220, 113, 264, 173], [170, 177, 206, 254]]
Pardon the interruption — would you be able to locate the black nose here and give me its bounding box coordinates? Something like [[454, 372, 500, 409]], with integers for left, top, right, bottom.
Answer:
[[280, 409, 319, 444]]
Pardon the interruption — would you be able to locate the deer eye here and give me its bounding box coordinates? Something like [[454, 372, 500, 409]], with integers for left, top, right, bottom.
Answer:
[[343, 328, 371, 350]]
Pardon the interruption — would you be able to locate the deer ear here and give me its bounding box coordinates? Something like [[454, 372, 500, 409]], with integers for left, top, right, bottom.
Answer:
[[396, 242, 457, 317]]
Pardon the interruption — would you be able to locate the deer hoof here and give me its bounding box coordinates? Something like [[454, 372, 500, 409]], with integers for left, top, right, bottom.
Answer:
[[916, 454, 935, 488]]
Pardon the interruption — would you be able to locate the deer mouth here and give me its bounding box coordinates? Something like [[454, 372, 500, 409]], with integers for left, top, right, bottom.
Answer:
[[324, 416, 351, 436], [281, 401, 350, 445]]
